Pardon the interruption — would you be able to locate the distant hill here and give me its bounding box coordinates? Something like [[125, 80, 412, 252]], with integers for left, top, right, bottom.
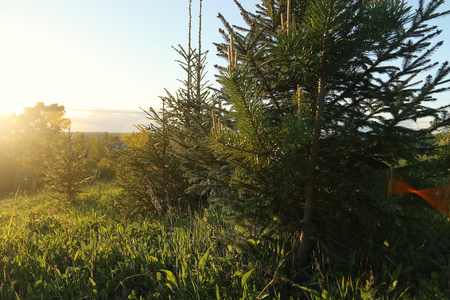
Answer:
[[79, 132, 130, 140]]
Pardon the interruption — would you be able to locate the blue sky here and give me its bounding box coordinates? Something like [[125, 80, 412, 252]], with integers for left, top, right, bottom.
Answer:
[[0, 0, 449, 132]]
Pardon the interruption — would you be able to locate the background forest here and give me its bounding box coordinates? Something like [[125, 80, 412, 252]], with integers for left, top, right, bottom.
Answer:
[[1, 0, 450, 299], [0, 103, 121, 198]]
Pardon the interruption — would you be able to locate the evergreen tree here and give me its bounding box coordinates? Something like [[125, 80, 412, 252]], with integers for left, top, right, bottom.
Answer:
[[116, 105, 187, 220], [162, 0, 222, 206], [211, 0, 450, 264], [116, 0, 220, 217], [44, 127, 93, 202]]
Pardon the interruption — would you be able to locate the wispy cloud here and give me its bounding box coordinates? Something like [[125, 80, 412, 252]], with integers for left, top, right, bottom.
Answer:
[[66, 108, 150, 132]]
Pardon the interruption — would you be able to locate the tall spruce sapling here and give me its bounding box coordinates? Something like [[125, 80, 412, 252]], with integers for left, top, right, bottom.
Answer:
[[115, 103, 187, 220], [161, 0, 223, 205], [44, 127, 93, 202], [211, 0, 450, 265], [116, 0, 220, 217], [143, 0, 222, 209]]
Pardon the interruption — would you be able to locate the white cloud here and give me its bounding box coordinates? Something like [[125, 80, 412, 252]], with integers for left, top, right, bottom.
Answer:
[[67, 108, 149, 132]]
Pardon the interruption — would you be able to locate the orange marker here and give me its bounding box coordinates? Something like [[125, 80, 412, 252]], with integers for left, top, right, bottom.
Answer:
[[393, 179, 450, 218]]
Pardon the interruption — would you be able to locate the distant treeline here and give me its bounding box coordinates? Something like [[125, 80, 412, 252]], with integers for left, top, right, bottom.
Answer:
[[0, 102, 122, 196]]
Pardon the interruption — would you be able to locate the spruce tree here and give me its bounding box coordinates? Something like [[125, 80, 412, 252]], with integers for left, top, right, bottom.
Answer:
[[161, 0, 223, 205], [116, 0, 219, 217], [211, 0, 450, 264], [115, 104, 187, 220], [44, 127, 93, 202]]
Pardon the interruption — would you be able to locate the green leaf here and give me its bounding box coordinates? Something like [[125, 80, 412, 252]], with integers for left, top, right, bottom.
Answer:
[[89, 277, 96, 288], [235, 225, 248, 235], [388, 280, 397, 293], [198, 249, 210, 272], [148, 256, 158, 263], [393, 264, 403, 278], [247, 238, 259, 245], [216, 284, 221, 300], [80, 240, 86, 251], [27, 283, 33, 296], [348, 250, 356, 272], [241, 269, 253, 287], [165, 283, 174, 293], [161, 269, 178, 288]]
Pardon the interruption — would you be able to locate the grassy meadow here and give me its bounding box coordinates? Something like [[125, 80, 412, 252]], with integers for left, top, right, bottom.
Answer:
[[0, 184, 284, 299], [0, 184, 449, 299]]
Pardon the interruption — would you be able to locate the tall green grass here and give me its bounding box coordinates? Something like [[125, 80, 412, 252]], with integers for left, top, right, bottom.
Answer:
[[1, 184, 448, 299], [6, 188, 19, 238], [0, 185, 276, 299]]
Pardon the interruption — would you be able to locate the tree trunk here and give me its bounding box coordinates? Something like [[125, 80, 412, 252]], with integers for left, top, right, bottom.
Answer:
[[297, 0, 333, 267], [298, 73, 328, 266]]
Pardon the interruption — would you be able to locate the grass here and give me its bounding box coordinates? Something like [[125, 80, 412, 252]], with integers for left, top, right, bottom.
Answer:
[[0, 185, 273, 299], [1, 183, 449, 299], [6, 188, 19, 238]]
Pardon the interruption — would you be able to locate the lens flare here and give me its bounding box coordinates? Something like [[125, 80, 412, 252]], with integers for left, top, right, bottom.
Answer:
[[393, 179, 450, 218]]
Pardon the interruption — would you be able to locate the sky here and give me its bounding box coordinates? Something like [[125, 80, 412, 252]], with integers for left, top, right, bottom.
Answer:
[[0, 0, 449, 132]]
